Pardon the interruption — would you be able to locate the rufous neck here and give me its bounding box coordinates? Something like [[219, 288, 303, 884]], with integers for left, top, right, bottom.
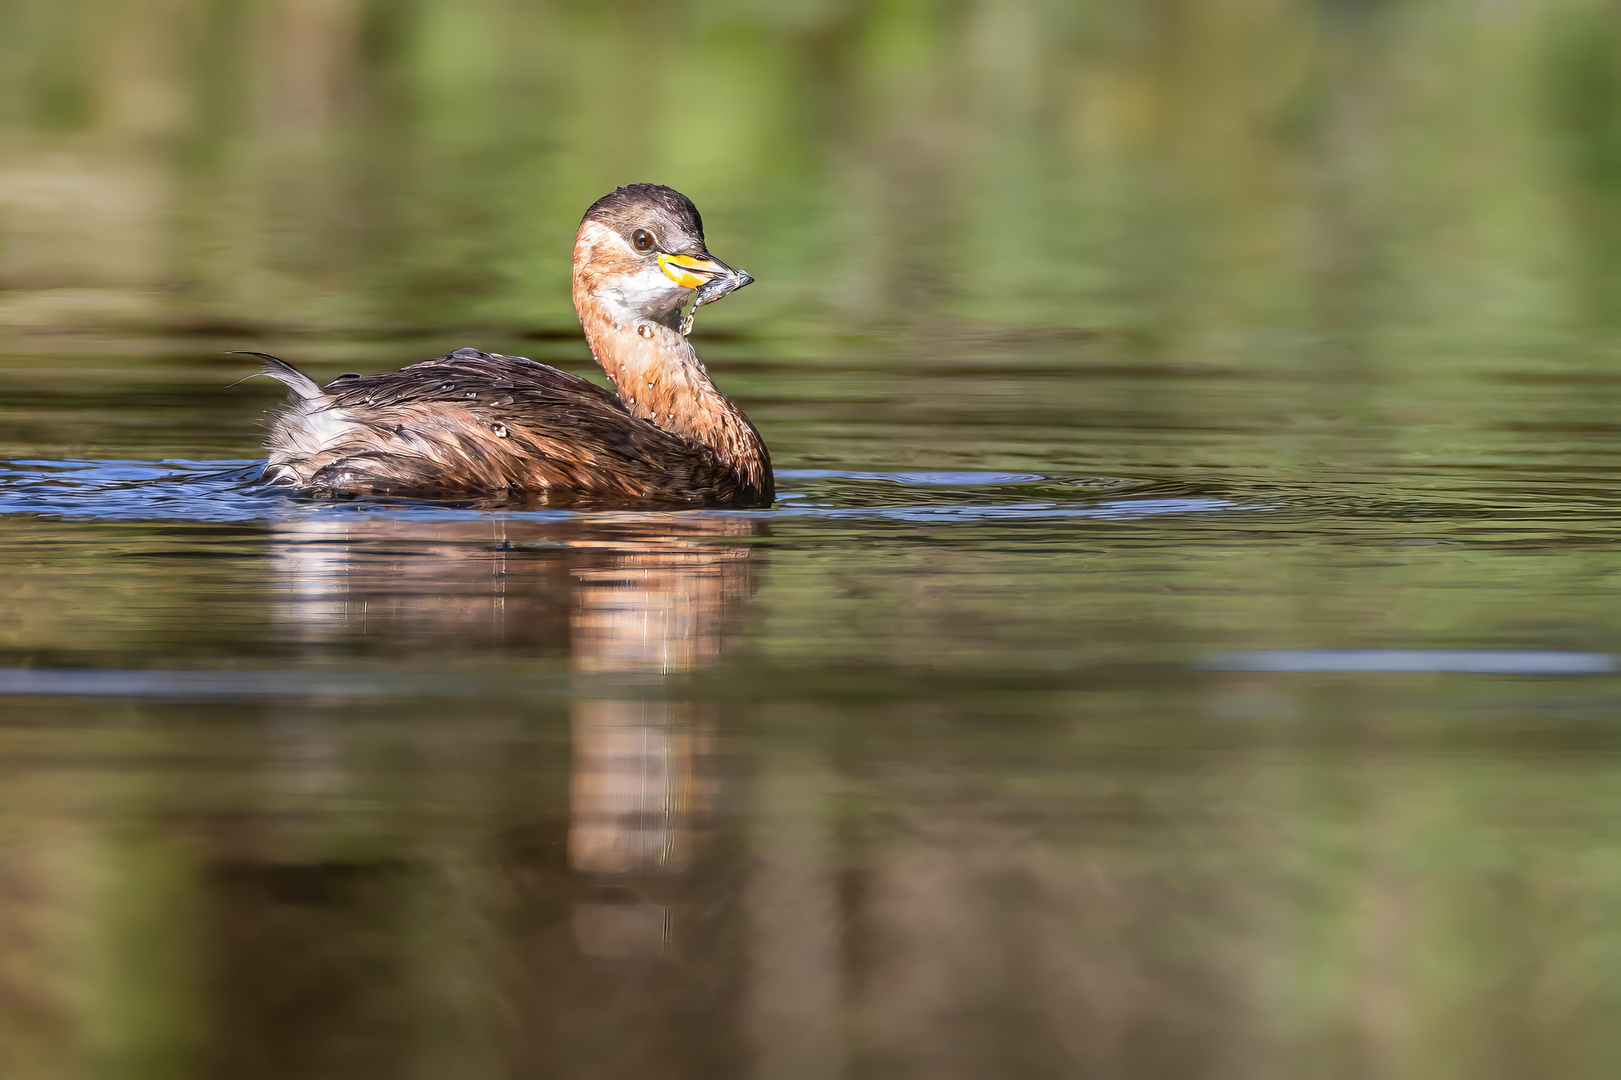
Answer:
[[572, 287, 772, 503]]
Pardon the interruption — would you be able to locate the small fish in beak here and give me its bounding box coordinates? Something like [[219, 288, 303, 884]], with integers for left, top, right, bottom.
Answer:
[[659, 252, 755, 335]]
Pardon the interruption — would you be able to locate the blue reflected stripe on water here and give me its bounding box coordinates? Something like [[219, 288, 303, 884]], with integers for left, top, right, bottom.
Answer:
[[762, 497, 1244, 522], [2, 650, 1614, 700], [775, 470, 1050, 485], [0, 459, 1257, 524], [1204, 650, 1618, 674], [0, 669, 484, 698]]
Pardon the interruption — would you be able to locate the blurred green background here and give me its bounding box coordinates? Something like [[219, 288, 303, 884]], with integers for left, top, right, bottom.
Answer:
[[3, 0, 1618, 359]]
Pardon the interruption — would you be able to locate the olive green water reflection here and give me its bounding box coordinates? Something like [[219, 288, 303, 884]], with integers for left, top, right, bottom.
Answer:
[[10, 0, 1621, 1078], [4, 356, 1621, 1080]]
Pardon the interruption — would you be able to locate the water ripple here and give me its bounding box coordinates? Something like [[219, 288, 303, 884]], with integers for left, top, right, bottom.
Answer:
[[1205, 650, 1619, 675], [0, 459, 1254, 525]]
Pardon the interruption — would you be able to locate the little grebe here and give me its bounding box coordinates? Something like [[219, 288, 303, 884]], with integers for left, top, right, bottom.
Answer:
[[257, 184, 770, 506]]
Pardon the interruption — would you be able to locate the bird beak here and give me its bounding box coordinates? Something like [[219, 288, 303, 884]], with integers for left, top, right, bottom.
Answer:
[[658, 252, 753, 300], [660, 252, 754, 335]]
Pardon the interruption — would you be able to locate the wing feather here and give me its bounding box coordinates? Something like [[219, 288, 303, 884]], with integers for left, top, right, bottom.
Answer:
[[263, 347, 745, 504]]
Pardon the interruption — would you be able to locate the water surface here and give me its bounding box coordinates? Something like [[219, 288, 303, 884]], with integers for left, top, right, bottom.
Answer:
[[1, 341, 1620, 1080]]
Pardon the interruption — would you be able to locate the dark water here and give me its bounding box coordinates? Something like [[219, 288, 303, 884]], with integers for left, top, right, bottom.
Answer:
[[3, 342, 1621, 1080], [13, 0, 1621, 1075]]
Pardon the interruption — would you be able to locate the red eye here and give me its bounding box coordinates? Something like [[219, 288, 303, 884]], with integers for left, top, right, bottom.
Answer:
[[632, 229, 655, 252]]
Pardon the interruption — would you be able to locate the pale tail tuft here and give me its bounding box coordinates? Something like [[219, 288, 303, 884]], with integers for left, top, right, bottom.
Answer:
[[229, 351, 323, 401]]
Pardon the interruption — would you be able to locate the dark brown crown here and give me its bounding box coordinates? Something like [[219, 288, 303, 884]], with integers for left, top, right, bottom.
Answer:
[[582, 184, 706, 253]]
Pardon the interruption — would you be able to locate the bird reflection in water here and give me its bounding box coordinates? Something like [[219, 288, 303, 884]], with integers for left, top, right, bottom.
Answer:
[[563, 522, 751, 958], [270, 512, 759, 961]]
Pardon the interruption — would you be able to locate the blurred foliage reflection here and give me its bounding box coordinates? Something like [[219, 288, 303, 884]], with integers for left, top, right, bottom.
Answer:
[[0, 0, 1616, 358]]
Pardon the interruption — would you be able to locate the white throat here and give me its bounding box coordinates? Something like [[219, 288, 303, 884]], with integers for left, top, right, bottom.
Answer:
[[577, 221, 690, 328]]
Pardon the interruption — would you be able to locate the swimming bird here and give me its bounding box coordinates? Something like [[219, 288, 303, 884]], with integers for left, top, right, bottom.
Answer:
[[256, 184, 770, 506]]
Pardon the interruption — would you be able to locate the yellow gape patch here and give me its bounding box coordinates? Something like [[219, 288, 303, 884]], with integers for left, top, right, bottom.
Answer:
[[658, 253, 718, 289]]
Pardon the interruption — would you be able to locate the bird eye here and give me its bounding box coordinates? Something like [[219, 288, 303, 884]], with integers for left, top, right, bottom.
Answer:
[[632, 229, 655, 252]]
